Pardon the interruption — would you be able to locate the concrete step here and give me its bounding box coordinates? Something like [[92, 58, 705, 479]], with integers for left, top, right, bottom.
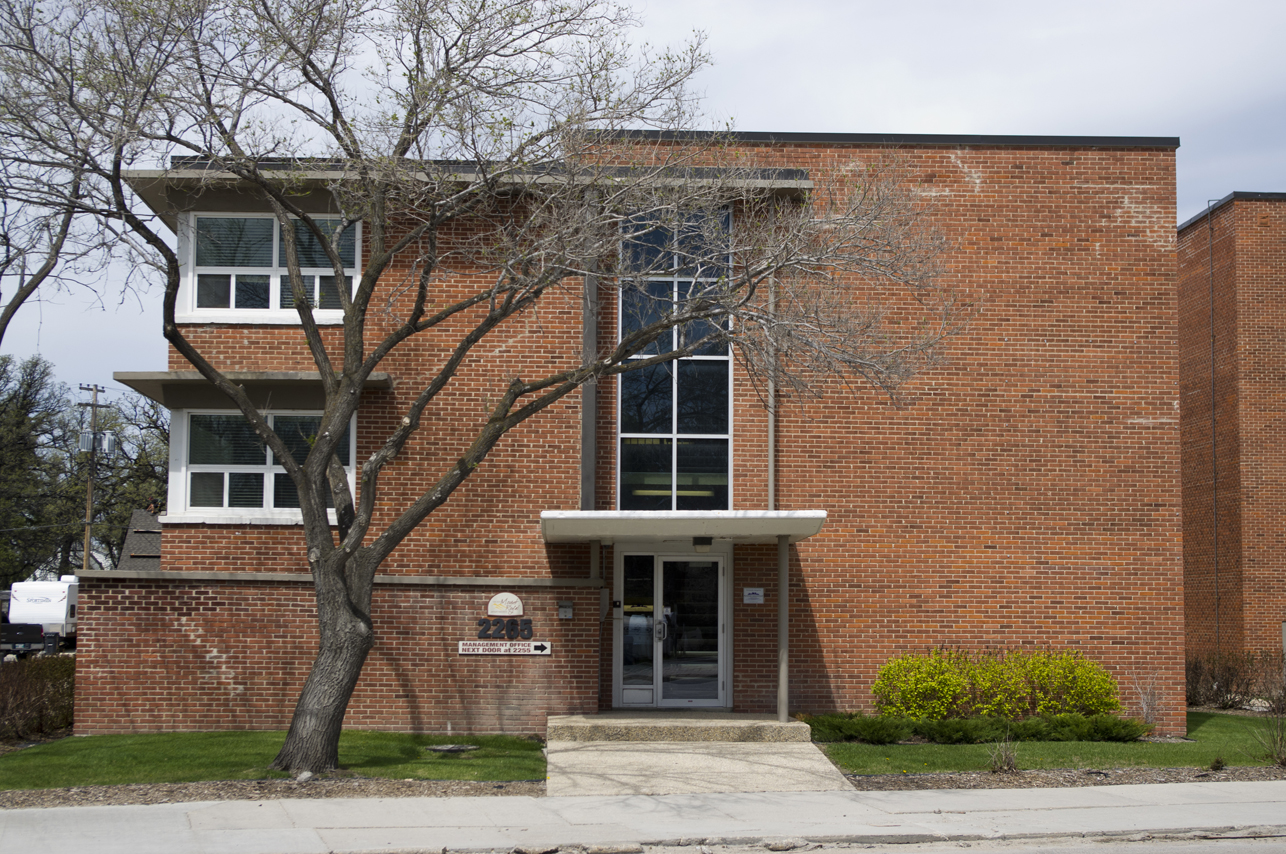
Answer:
[[546, 712, 812, 743]]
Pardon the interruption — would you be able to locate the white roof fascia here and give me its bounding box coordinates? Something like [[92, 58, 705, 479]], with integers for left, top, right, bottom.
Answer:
[[539, 510, 827, 545]]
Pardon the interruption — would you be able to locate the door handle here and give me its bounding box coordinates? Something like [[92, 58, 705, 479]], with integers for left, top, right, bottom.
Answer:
[[655, 621, 667, 641]]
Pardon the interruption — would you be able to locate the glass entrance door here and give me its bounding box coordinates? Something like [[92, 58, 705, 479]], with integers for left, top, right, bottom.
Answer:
[[619, 554, 724, 707]]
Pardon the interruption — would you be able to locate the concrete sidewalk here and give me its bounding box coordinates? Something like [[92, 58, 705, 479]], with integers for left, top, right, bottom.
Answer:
[[3, 781, 1286, 854]]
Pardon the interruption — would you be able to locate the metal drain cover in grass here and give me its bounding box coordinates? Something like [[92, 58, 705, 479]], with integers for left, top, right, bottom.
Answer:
[[426, 744, 480, 753]]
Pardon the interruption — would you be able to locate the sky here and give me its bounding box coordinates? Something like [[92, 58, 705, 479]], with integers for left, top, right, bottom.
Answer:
[[4, 0, 1284, 400]]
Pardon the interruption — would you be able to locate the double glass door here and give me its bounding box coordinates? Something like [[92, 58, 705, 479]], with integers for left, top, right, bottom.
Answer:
[[619, 554, 724, 707]]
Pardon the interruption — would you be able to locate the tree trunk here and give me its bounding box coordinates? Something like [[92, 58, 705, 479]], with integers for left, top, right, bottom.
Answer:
[[271, 593, 374, 774]]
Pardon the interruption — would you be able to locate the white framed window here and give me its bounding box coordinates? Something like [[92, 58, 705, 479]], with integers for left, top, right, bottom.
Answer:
[[165, 410, 356, 524], [617, 213, 732, 511], [176, 213, 361, 323]]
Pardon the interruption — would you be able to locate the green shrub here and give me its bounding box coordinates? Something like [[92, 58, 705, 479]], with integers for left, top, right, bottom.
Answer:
[[839, 714, 911, 745], [799, 713, 910, 745], [872, 648, 1121, 720], [870, 649, 971, 719], [912, 717, 1007, 744], [795, 713, 847, 743], [804, 711, 1149, 744], [0, 655, 75, 740]]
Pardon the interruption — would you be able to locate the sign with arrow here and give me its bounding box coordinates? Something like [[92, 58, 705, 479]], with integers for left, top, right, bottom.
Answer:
[[458, 640, 552, 656]]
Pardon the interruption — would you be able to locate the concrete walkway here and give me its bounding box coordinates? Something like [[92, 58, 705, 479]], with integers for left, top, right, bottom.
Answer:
[[544, 712, 848, 796], [3, 781, 1286, 854], [545, 741, 852, 796]]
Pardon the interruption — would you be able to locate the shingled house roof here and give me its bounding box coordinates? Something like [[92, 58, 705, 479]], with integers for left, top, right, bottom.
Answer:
[[115, 509, 161, 573]]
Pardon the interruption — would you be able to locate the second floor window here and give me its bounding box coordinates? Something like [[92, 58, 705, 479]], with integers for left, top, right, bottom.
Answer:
[[185, 214, 359, 318]]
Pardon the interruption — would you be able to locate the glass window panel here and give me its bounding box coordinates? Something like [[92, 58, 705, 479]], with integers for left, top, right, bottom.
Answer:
[[282, 219, 356, 268], [273, 472, 299, 508], [623, 216, 671, 273], [234, 274, 270, 309], [620, 280, 673, 355], [196, 274, 231, 309], [620, 363, 672, 434], [677, 361, 728, 434], [272, 416, 351, 466], [273, 416, 321, 466], [189, 415, 266, 465], [622, 555, 655, 685], [190, 472, 224, 507], [676, 210, 730, 278], [279, 275, 316, 310], [679, 281, 729, 356], [228, 472, 264, 508], [196, 217, 273, 267], [273, 472, 337, 508], [676, 439, 728, 511], [620, 438, 672, 511], [318, 276, 351, 310]]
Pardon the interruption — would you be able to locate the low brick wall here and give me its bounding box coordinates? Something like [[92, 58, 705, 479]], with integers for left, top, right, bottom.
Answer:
[[75, 578, 603, 735]]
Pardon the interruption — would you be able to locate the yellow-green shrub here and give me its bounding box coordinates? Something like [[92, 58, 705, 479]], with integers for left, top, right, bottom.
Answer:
[[872, 648, 1120, 720]]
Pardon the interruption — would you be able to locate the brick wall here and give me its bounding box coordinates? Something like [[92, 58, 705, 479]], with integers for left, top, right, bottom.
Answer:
[[81, 137, 1185, 736], [599, 143, 1185, 731], [1180, 196, 1286, 660], [773, 144, 1185, 732]]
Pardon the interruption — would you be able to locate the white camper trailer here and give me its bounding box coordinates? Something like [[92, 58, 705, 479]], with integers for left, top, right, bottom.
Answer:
[[1, 576, 78, 655]]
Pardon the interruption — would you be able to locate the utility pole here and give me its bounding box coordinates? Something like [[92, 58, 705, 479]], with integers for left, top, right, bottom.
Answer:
[[78, 384, 109, 571]]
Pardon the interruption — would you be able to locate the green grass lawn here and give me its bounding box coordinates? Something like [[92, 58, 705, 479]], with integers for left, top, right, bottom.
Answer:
[[0, 713, 1276, 791], [0, 731, 545, 791], [825, 712, 1280, 775]]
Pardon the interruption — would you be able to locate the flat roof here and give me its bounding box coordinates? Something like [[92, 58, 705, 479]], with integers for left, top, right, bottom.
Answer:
[[539, 510, 827, 545], [612, 130, 1180, 149]]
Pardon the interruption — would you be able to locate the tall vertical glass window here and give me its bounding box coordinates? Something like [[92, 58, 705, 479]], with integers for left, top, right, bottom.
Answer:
[[618, 214, 731, 511]]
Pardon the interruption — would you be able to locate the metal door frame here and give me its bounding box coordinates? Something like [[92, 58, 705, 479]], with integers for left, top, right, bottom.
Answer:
[[611, 545, 730, 708]]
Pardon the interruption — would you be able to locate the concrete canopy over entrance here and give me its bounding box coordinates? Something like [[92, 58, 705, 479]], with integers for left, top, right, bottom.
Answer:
[[539, 510, 827, 721], [539, 510, 826, 544]]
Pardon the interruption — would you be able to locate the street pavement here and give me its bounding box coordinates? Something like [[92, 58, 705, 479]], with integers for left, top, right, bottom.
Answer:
[[2, 780, 1286, 854]]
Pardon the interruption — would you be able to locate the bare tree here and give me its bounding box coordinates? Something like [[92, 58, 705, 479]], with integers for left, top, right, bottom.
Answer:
[[0, 0, 965, 772], [0, 0, 162, 346]]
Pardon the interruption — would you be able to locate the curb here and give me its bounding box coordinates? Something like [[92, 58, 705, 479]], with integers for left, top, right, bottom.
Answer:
[[341, 824, 1286, 854]]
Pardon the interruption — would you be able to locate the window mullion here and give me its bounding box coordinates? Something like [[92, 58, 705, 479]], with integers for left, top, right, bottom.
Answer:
[[671, 276, 679, 511]]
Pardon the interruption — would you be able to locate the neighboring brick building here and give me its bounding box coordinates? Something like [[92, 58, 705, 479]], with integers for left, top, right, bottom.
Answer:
[[1179, 192, 1286, 661], [76, 132, 1187, 736]]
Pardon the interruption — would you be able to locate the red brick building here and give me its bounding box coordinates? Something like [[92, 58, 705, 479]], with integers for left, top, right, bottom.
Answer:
[[1179, 192, 1286, 660], [76, 132, 1187, 736]]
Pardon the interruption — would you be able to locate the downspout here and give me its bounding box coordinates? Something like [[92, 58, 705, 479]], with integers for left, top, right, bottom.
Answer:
[[581, 260, 598, 511], [1206, 200, 1219, 657], [768, 281, 789, 722], [768, 282, 777, 510], [777, 533, 789, 722]]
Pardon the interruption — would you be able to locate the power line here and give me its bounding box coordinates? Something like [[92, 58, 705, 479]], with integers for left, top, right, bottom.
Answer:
[[0, 520, 131, 534]]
